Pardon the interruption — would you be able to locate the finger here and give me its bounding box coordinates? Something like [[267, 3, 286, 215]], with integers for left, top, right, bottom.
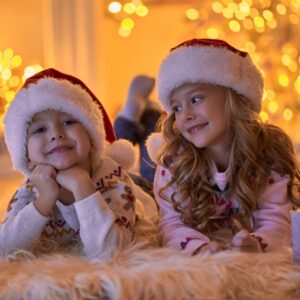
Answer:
[[209, 241, 221, 252], [232, 229, 249, 241], [32, 164, 57, 179], [231, 230, 250, 247]]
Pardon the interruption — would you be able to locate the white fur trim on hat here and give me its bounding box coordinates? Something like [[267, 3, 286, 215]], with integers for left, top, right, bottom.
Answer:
[[105, 139, 136, 170], [4, 78, 105, 176], [157, 41, 264, 113], [145, 132, 164, 164]]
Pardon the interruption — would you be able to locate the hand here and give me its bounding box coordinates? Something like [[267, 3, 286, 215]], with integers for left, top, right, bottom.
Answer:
[[193, 241, 227, 255], [56, 166, 96, 201], [231, 229, 263, 252], [128, 75, 155, 98], [119, 75, 155, 122], [29, 164, 59, 216]]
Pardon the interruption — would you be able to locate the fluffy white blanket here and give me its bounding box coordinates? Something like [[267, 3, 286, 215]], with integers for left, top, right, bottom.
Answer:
[[0, 246, 300, 300]]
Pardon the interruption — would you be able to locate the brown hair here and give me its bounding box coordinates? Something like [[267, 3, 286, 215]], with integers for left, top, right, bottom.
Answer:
[[157, 88, 300, 233]]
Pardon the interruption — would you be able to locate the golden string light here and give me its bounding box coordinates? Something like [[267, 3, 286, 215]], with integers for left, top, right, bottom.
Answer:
[[0, 48, 42, 131], [105, 0, 300, 130], [106, 0, 149, 37], [184, 0, 300, 127]]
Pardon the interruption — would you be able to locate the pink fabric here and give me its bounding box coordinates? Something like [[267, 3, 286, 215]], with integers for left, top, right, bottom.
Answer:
[[154, 164, 292, 254]]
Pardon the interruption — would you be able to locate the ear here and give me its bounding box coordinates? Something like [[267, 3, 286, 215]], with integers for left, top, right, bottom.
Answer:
[[145, 132, 164, 164], [105, 139, 137, 170]]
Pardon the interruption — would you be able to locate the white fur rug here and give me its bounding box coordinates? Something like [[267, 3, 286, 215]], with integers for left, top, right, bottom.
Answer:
[[0, 246, 300, 300]]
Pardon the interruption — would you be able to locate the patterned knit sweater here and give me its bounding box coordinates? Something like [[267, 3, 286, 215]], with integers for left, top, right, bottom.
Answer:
[[0, 156, 141, 259], [154, 162, 292, 254]]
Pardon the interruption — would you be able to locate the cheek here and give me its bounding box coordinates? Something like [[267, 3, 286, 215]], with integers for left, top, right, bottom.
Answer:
[[77, 131, 92, 153], [27, 138, 40, 161], [174, 117, 182, 131]]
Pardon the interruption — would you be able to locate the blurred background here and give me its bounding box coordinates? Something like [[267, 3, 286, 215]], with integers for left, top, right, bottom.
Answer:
[[0, 0, 300, 217]]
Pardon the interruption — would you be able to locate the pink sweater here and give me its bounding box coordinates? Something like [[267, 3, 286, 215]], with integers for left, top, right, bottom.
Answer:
[[154, 162, 292, 254]]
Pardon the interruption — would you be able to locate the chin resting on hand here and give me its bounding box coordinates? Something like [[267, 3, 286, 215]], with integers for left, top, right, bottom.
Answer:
[[56, 166, 96, 201], [29, 164, 59, 216]]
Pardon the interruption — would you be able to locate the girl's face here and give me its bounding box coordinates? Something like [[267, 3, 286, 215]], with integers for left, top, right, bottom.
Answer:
[[27, 110, 91, 171], [170, 83, 231, 162]]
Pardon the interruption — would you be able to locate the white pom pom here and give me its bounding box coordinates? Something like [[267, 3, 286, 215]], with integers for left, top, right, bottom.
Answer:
[[105, 139, 136, 170], [145, 132, 163, 163]]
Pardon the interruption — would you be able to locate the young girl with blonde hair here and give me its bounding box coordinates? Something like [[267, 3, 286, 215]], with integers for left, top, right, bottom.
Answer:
[[1, 68, 150, 258], [149, 38, 300, 254]]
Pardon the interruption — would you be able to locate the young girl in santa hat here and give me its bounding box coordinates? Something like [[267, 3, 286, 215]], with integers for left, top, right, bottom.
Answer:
[[1, 68, 150, 258], [148, 38, 300, 254]]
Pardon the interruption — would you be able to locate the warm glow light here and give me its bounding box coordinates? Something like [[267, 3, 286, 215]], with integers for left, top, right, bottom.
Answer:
[[262, 10, 273, 20], [283, 44, 297, 57], [235, 11, 247, 20], [118, 27, 131, 37], [276, 4, 287, 15], [5, 90, 15, 102], [229, 20, 240, 32], [3, 48, 13, 59], [123, 2, 135, 14], [108, 1, 122, 14], [23, 66, 37, 81], [8, 76, 20, 88], [239, 2, 250, 13], [278, 74, 289, 86], [266, 19, 277, 28], [260, 111, 269, 122], [295, 76, 300, 93], [268, 100, 279, 113], [244, 41, 256, 53], [1, 69, 12, 81], [282, 54, 292, 66], [212, 2, 223, 13], [254, 16, 265, 27], [186, 8, 199, 20], [131, 0, 142, 5], [11, 55, 22, 68], [283, 108, 293, 121], [121, 18, 135, 29], [288, 61, 297, 72], [0, 49, 45, 130], [135, 5, 148, 17], [206, 27, 219, 38], [265, 89, 276, 100], [228, 2, 238, 12], [223, 8, 234, 19]]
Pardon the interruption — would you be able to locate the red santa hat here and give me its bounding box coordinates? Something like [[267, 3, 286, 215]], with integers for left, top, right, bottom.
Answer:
[[157, 38, 264, 113], [4, 68, 135, 176]]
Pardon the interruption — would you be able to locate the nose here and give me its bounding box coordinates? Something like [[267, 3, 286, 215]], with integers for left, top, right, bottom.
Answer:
[[183, 105, 195, 121], [51, 135, 63, 141], [50, 126, 64, 141]]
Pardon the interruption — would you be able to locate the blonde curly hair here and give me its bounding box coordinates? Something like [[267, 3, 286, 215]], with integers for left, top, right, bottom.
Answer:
[[157, 87, 300, 233]]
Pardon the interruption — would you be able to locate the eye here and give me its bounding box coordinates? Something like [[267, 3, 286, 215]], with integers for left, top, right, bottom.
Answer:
[[172, 104, 182, 113], [191, 96, 203, 104], [32, 127, 46, 135], [62, 119, 76, 126]]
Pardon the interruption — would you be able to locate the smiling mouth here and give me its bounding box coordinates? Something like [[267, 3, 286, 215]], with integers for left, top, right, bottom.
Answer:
[[187, 123, 208, 134], [47, 145, 73, 154]]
